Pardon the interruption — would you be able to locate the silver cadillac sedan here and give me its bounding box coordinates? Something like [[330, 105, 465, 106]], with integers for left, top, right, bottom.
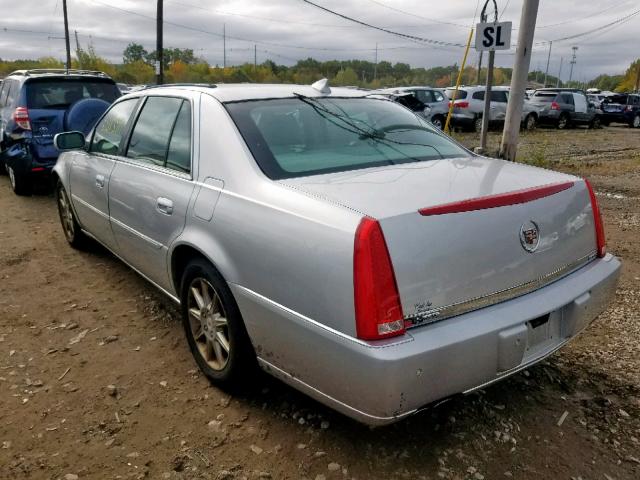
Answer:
[[53, 80, 621, 426]]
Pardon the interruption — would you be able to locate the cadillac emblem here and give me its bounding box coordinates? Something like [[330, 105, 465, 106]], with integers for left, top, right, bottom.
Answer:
[[520, 221, 540, 253]]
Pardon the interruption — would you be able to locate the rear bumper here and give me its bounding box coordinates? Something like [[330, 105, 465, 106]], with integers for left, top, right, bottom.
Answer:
[[233, 254, 621, 426]]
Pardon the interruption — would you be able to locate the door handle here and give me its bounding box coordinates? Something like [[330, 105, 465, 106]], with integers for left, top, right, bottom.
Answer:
[[95, 174, 105, 188], [156, 197, 174, 215]]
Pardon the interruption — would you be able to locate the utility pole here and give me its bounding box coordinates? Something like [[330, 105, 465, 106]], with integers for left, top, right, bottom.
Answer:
[[62, 0, 71, 73], [254, 44, 257, 73], [557, 57, 563, 87], [543, 41, 552, 87], [568, 46, 578, 84], [374, 43, 378, 81], [74, 30, 82, 69], [156, 0, 164, 85], [223, 23, 227, 68], [499, 0, 540, 162]]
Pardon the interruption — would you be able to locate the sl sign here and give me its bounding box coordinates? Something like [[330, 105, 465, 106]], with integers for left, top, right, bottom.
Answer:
[[476, 22, 512, 51]]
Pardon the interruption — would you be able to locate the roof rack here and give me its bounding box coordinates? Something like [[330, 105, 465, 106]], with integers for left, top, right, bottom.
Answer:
[[8, 69, 111, 78], [142, 83, 218, 90]]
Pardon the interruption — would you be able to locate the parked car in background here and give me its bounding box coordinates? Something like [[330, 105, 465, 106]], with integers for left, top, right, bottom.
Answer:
[[117, 83, 132, 94], [52, 81, 620, 426], [376, 87, 449, 129], [600, 93, 640, 128], [444, 86, 539, 132], [0, 69, 119, 195], [529, 88, 602, 130]]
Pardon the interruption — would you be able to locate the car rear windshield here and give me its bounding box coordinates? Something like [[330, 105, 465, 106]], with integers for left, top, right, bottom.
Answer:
[[225, 97, 470, 180], [25, 79, 120, 109], [531, 92, 558, 102], [445, 89, 467, 100]]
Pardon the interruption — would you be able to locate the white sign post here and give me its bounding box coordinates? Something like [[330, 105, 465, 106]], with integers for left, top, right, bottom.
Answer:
[[474, 21, 512, 154], [476, 22, 512, 51]]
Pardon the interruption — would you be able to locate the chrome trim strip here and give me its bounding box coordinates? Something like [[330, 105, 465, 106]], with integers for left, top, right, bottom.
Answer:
[[407, 251, 597, 328], [71, 194, 109, 220], [257, 357, 416, 424], [110, 216, 165, 250], [80, 228, 180, 304], [234, 284, 414, 349]]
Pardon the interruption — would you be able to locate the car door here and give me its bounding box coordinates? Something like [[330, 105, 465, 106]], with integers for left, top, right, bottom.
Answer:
[[68, 97, 139, 250], [490, 90, 509, 121], [108, 95, 195, 291], [572, 92, 589, 123]]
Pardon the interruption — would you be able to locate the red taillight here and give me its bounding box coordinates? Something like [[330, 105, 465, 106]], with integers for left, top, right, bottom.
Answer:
[[13, 107, 31, 130], [584, 179, 606, 258], [455, 101, 470, 109], [550, 102, 561, 111], [353, 217, 405, 340]]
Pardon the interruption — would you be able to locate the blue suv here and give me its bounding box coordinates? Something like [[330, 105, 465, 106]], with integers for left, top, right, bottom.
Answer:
[[0, 69, 120, 195]]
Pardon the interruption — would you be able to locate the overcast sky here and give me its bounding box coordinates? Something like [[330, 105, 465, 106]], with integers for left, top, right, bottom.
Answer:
[[0, 0, 637, 80]]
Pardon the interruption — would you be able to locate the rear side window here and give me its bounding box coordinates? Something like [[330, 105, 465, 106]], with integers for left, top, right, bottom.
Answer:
[[415, 90, 434, 103], [0, 80, 10, 106], [433, 90, 445, 102], [491, 91, 508, 102], [126, 96, 191, 174], [91, 98, 138, 155], [446, 89, 467, 100], [5, 80, 19, 107], [472, 91, 484, 101], [25, 80, 119, 109], [560, 94, 574, 105]]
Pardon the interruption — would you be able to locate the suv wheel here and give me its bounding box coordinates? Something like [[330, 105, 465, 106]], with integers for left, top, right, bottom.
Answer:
[[633, 115, 640, 129], [473, 117, 483, 133], [56, 181, 89, 248], [180, 259, 256, 388], [7, 165, 31, 196], [524, 114, 537, 131], [590, 116, 602, 129], [430, 115, 444, 130], [557, 113, 570, 130]]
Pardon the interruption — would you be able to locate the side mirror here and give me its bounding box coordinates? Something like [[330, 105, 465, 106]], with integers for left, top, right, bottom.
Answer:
[[54, 131, 86, 151]]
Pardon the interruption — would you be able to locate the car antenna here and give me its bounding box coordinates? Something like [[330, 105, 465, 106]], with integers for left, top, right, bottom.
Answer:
[[311, 78, 331, 95]]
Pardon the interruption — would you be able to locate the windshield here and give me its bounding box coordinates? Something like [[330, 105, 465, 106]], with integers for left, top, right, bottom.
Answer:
[[225, 97, 470, 179], [26, 79, 120, 109]]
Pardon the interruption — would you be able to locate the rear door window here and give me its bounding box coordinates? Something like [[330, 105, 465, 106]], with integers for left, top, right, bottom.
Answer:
[[560, 93, 574, 105], [166, 102, 192, 174], [491, 91, 508, 102], [91, 98, 139, 156], [433, 90, 445, 102], [6, 81, 19, 107], [0, 80, 10, 107], [472, 91, 485, 101], [446, 89, 467, 100], [415, 90, 434, 103], [126, 97, 183, 166]]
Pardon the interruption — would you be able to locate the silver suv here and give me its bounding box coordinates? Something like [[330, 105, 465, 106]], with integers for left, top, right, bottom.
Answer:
[[445, 86, 539, 132], [377, 87, 449, 130]]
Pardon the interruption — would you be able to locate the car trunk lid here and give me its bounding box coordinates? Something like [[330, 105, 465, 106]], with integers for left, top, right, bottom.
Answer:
[[282, 158, 598, 326]]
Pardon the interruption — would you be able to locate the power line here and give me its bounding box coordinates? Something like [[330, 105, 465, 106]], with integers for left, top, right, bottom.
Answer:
[[299, 0, 466, 48], [541, 7, 640, 44], [537, 0, 633, 29], [363, 0, 469, 28]]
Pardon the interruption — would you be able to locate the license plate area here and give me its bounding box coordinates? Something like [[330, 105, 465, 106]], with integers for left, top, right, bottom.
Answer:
[[524, 311, 561, 360]]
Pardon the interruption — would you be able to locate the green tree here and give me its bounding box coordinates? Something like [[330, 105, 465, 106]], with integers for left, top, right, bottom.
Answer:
[[123, 43, 149, 64], [333, 67, 358, 86]]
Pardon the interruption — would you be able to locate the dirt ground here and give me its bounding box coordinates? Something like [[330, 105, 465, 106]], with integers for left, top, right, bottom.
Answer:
[[1, 125, 639, 480]]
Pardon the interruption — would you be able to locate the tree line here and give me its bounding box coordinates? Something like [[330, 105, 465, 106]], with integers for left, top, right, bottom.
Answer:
[[0, 42, 637, 93]]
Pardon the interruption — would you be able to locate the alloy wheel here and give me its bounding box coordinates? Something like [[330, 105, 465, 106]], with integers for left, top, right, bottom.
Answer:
[[57, 186, 75, 241], [187, 278, 230, 371], [634, 115, 640, 128]]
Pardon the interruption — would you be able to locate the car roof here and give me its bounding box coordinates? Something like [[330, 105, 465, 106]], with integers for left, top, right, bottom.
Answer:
[[132, 83, 370, 103], [5, 69, 114, 82]]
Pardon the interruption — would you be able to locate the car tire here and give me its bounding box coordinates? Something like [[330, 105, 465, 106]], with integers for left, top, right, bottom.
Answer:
[[589, 116, 602, 129], [430, 115, 444, 130], [632, 115, 640, 129], [7, 165, 31, 196], [180, 258, 257, 388], [557, 113, 570, 130], [473, 117, 483, 133], [56, 181, 89, 249], [524, 114, 537, 131]]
